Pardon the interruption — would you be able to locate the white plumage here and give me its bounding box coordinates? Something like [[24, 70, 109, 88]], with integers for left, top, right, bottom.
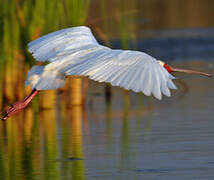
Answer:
[[25, 26, 176, 100]]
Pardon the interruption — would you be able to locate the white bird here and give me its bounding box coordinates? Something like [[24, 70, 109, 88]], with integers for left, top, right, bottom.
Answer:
[[1, 26, 212, 120]]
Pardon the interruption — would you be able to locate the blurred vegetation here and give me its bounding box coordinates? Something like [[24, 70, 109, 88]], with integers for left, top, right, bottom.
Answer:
[[0, 0, 91, 179], [0, 0, 139, 179], [1, 0, 214, 179]]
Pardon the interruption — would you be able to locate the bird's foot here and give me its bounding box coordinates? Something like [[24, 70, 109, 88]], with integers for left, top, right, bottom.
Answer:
[[0, 102, 24, 121], [1, 109, 10, 121], [0, 89, 39, 121], [0, 112, 7, 121]]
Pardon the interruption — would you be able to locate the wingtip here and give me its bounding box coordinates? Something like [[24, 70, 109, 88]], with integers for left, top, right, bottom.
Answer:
[[0, 110, 8, 121], [172, 84, 177, 90], [154, 93, 162, 100], [157, 96, 162, 100]]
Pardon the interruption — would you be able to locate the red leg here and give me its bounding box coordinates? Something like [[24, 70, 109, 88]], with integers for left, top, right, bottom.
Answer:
[[1, 89, 39, 120]]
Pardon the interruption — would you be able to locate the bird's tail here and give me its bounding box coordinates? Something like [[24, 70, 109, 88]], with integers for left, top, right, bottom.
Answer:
[[25, 65, 66, 90]]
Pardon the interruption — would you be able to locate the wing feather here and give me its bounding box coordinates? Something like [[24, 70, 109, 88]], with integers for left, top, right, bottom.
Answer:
[[151, 65, 162, 100], [138, 62, 148, 93], [28, 26, 99, 62], [63, 49, 175, 99], [158, 68, 171, 97], [27, 26, 177, 99], [142, 66, 152, 96]]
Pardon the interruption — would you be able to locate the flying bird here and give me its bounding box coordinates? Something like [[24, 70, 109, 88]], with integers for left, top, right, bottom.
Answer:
[[1, 26, 213, 120]]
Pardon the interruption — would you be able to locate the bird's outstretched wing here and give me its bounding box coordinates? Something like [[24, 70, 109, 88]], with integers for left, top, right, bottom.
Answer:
[[28, 26, 99, 62], [27, 26, 176, 99], [62, 48, 176, 100]]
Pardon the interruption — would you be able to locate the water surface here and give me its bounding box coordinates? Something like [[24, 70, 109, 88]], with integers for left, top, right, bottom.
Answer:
[[1, 0, 214, 179], [1, 62, 214, 179]]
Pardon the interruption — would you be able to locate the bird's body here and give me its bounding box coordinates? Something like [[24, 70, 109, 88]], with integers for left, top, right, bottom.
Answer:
[[1, 26, 213, 120], [26, 26, 176, 99]]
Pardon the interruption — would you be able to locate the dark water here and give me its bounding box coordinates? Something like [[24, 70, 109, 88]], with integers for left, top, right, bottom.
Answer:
[[1, 0, 214, 179], [84, 72, 214, 179], [110, 28, 214, 61], [1, 62, 214, 179], [1, 29, 214, 179]]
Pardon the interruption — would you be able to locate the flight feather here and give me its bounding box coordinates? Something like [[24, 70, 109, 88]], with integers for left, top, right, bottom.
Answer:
[[26, 26, 176, 100]]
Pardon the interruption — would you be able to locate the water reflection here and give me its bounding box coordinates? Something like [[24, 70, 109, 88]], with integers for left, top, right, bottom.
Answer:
[[120, 91, 130, 178], [58, 93, 85, 180], [0, 94, 87, 179], [1, 0, 214, 179], [1, 67, 214, 179]]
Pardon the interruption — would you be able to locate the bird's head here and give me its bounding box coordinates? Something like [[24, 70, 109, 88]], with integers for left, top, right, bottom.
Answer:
[[158, 60, 213, 78], [158, 60, 173, 73]]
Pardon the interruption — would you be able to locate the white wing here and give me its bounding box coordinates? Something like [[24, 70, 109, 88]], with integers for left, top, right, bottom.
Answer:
[[28, 26, 99, 62], [61, 48, 176, 100], [26, 26, 176, 100]]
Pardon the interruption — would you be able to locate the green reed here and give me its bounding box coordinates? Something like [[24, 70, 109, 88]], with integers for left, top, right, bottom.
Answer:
[[0, 0, 148, 179], [0, 0, 91, 179]]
